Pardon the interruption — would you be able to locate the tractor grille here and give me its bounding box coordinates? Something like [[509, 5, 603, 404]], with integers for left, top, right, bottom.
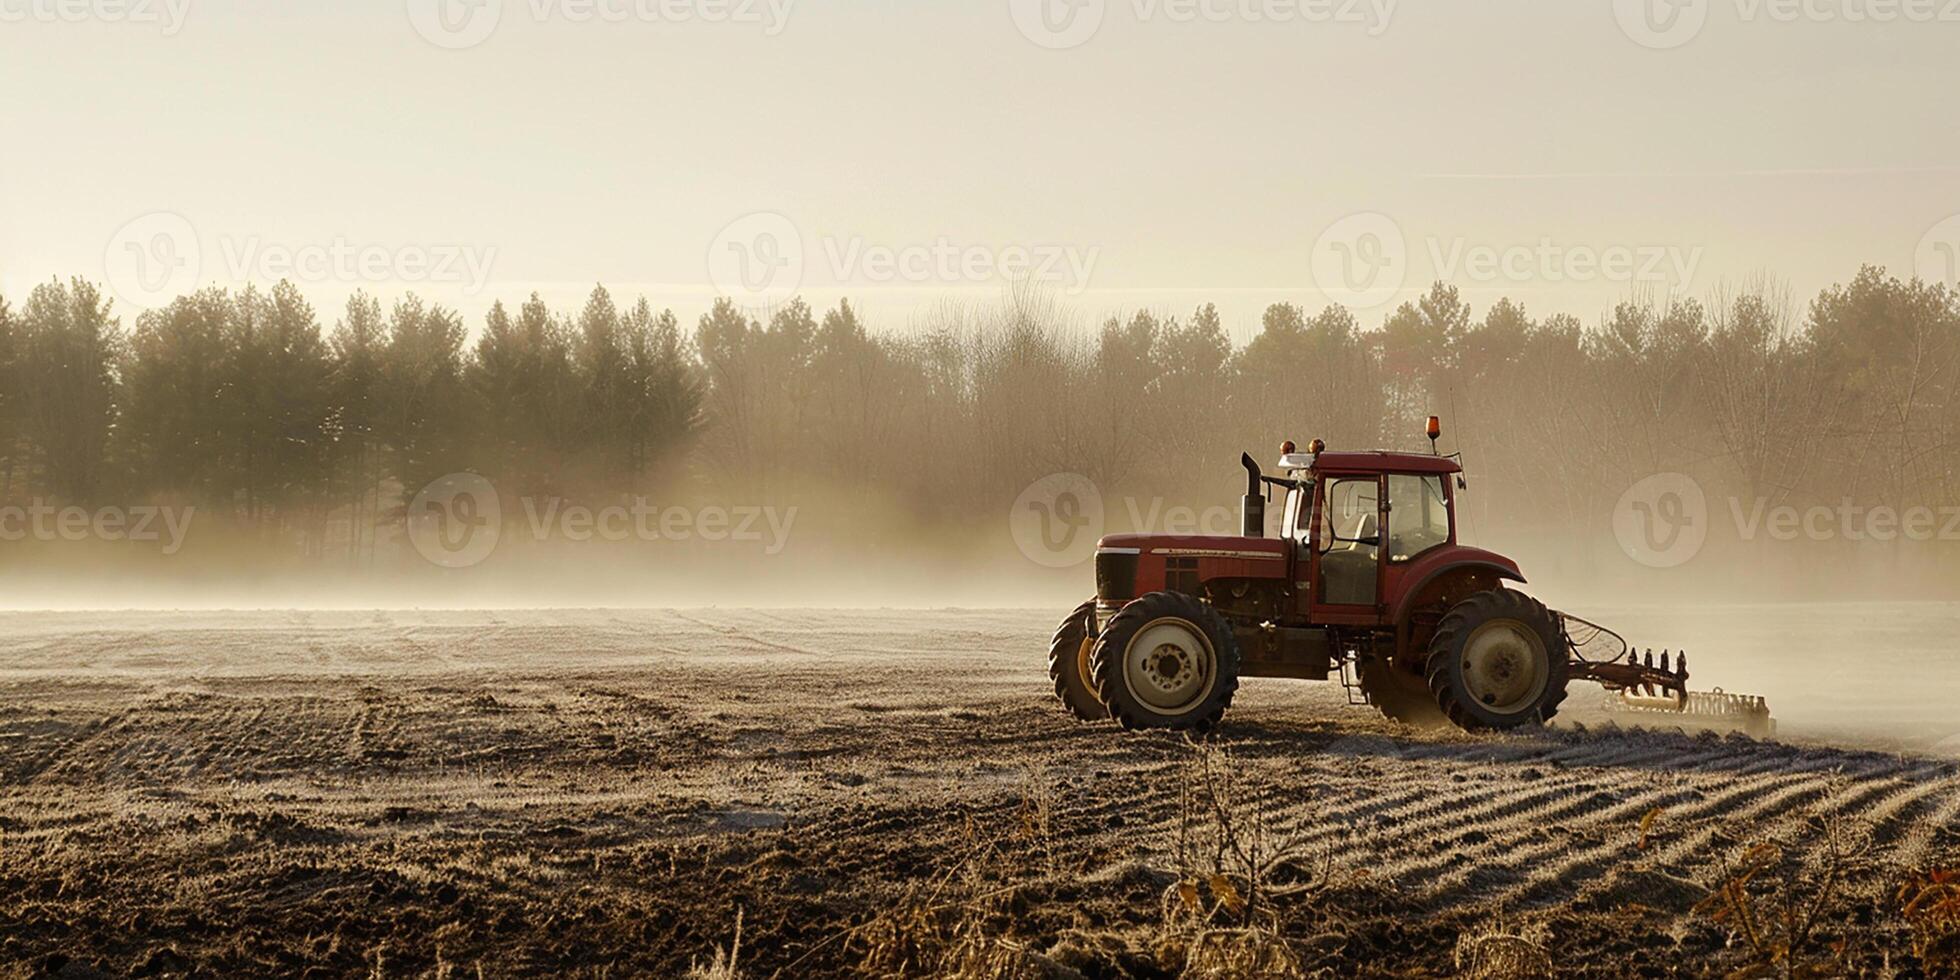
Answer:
[[1164, 557, 1200, 595], [1096, 551, 1138, 601]]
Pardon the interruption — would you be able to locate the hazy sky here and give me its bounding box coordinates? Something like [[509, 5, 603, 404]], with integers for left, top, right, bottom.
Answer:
[[3, 0, 1957, 343]]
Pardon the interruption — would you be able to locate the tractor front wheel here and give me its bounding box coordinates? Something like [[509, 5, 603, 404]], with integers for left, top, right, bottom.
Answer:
[[1047, 599, 1107, 721], [1425, 588, 1569, 730], [1090, 592, 1239, 732]]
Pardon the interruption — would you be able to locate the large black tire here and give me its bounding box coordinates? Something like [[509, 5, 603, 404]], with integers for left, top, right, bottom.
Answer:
[[1425, 588, 1569, 730], [1090, 592, 1239, 732], [1358, 658, 1448, 727], [1047, 599, 1107, 721]]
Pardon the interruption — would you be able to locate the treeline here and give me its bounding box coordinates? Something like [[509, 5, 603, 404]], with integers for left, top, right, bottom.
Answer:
[[0, 280, 702, 559], [0, 266, 1955, 563]]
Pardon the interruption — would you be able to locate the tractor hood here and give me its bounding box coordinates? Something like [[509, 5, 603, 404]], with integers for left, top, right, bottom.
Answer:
[[1093, 533, 1288, 603], [1095, 533, 1288, 560]]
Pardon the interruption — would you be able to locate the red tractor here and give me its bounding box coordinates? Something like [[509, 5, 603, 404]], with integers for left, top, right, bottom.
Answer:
[[1049, 422, 1767, 734]]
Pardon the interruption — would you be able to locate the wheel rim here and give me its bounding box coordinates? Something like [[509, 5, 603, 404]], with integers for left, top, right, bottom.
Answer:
[[1461, 620, 1549, 714], [1076, 635, 1096, 693], [1123, 617, 1216, 714]]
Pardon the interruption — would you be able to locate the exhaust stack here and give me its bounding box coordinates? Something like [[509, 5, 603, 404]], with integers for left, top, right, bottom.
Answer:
[[1240, 453, 1264, 537]]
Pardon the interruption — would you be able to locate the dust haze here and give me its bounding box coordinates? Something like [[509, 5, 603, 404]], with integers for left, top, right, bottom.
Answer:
[[7, 4, 1960, 977]]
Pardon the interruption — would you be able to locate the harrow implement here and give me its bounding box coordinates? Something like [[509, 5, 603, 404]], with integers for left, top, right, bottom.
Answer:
[[1559, 613, 1775, 738]]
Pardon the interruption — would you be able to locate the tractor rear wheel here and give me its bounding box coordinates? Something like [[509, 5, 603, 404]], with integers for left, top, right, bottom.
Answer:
[[1090, 591, 1239, 732], [1047, 599, 1107, 721], [1358, 658, 1447, 727], [1425, 588, 1569, 730]]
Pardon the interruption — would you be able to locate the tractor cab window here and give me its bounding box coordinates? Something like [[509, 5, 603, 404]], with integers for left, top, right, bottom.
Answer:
[[1316, 477, 1380, 606], [1318, 478, 1379, 554], [1386, 474, 1450, 562]]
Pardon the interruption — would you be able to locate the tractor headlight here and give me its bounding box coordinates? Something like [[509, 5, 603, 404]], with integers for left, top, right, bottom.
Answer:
[[1095, 547, 1139, 602]]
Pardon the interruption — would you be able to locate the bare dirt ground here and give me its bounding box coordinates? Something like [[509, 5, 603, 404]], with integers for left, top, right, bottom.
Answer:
[[2, 608, 1958, 978]]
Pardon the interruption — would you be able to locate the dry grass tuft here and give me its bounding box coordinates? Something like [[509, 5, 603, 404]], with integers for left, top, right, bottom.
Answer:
[[1156, 739, 1327, 979], [1452, 923, 1554, 980], [1692, 808, 1872, 979], [848, 789, 1072, 980], [686, 907, 746, 980], [1897, 865, 1960, 968]]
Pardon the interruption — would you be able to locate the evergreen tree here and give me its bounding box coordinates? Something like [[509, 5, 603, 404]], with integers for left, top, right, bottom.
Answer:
[[18, 279, 123, 503], [381, 293, 469, 510], [0, 295, 17, 497], [331, 291, 389, 562], [124, 287, 233, 502]]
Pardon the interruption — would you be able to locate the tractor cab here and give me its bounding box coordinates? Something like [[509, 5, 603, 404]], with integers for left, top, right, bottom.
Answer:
[[1272, 446, 1465, 625]]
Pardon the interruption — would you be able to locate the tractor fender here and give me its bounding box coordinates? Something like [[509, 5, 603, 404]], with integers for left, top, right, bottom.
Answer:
[[1389, 549, 1526, 659]]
